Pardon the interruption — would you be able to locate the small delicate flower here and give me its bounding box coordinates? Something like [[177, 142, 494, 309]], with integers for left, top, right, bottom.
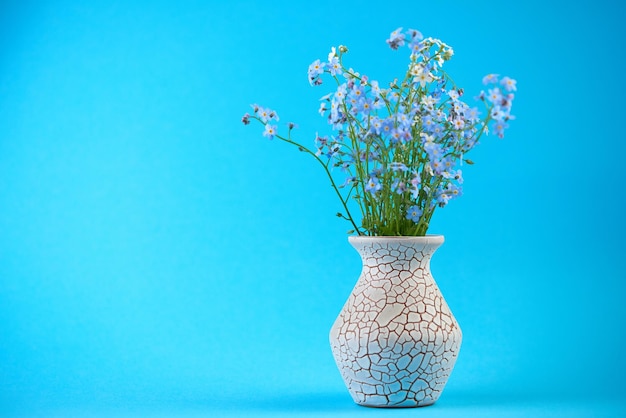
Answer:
[[448, 90, 460, 101], [487, 88, 502, 104], [241, 113, 250, 125], [388, 90, 400, 102], [256, 107, 270, 122], [255, 106, 279, 123], [492, 120, 509, 138], [407, 28, 423, 42], [365, 177, 382, 194], [389, 127, 404, 144], [500, 76, 517, 92], [328, 56, 342, 76], [263, 124, 277, 139], [490, 107, 505, 121], [370, 80, 381, 97], [412, 66, 433, 87], [386, 27, 406, 50], [392, 179, 407, 194], [368, 116, 383, 134], [406, 205, 422, 222], [421, 95, 438, 109], [453, 118, 465, 130], [482, 74, 499, 85], [340, 176, 356, 188], [466, 107, 480, 123], [334, 84, 348, 102], [357, 97, 374, 114], [308, 59, 325, 85], [380, 118, 394, 137]]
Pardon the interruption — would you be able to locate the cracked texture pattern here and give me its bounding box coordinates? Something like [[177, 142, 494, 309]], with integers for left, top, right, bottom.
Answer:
[[330, 236, 462, 407]]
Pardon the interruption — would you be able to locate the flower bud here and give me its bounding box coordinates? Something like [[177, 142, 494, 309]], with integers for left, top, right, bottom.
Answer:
[[339, 45, 348, 53]]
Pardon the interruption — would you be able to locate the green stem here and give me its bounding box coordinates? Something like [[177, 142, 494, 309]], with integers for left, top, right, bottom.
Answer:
[[275, 133, 362, 235]]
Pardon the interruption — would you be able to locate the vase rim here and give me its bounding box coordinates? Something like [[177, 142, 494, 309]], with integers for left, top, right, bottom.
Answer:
[[349, 234, 444, 243]]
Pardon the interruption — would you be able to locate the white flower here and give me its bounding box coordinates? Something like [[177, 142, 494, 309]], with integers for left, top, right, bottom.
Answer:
[[420, 132, 435, 144], [414, 71, 433, 87], [443, 47, 454, 60], [410, 63, 424, 77], [421, 95, 438, 107]]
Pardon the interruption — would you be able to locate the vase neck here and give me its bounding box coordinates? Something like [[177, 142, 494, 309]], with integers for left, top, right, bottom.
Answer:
[[349, 236, 443, 271]]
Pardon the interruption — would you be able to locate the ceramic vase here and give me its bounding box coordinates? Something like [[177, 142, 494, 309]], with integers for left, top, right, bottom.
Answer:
[[330, 235, 462, 407]]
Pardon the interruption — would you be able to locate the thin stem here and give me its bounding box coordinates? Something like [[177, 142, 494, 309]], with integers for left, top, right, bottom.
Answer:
[[274, 133, 362, 235]]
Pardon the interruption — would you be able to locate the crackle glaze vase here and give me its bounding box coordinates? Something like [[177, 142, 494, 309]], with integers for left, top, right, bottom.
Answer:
[[329, 235, 462, 407]]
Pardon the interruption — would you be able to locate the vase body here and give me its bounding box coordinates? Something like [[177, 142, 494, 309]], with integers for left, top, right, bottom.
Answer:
[[330, 235, 462, 407]]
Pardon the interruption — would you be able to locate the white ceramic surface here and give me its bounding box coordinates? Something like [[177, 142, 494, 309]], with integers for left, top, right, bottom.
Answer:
[[330, 235, 462, 407]]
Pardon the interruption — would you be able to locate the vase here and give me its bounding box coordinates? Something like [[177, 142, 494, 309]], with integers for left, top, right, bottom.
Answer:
[[329, 235, 462, 407]]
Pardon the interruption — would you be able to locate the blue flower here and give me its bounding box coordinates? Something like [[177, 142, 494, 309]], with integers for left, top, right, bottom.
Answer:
[[389, 128, 404, 144], [255, 106, 279, 123], [407, 28, 423, 42], [431, 123, 445, 139], [424, 141, 443, 160], [490, 107, 506, 121], [391, 178, 407, 194], [334, 83, 348, 103], [492, 120, 509, 138], [369, 116, 383, 135], [365, 177, 382, 194], [452, 118, 466, 130], [482, 74, 499, 85], [263, 124, 277, 139], [436, 183, 463, 207], [386, 27, 406, 50], [500, 76, 517, 92], [395, 111, 411, 130], [422, 115, 435, 132], [487, 88, 503, 104], [308, 59, 325, 85], [406, 205, 422, 222], [328, 56, 343, 76], [370, 80, 382, 98], [355, 97, 374, 115], [466, 107, 480, 123], [348, 84, 365, 102]]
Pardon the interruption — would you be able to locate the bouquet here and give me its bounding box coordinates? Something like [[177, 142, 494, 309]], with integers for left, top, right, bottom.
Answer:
[[242, 27, 516, 236]]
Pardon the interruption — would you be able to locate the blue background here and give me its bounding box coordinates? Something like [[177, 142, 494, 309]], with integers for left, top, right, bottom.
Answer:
[[1, 0, 625, 417]]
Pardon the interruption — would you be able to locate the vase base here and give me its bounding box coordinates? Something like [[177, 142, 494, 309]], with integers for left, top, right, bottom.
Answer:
[[356, 400, 436, 408]]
